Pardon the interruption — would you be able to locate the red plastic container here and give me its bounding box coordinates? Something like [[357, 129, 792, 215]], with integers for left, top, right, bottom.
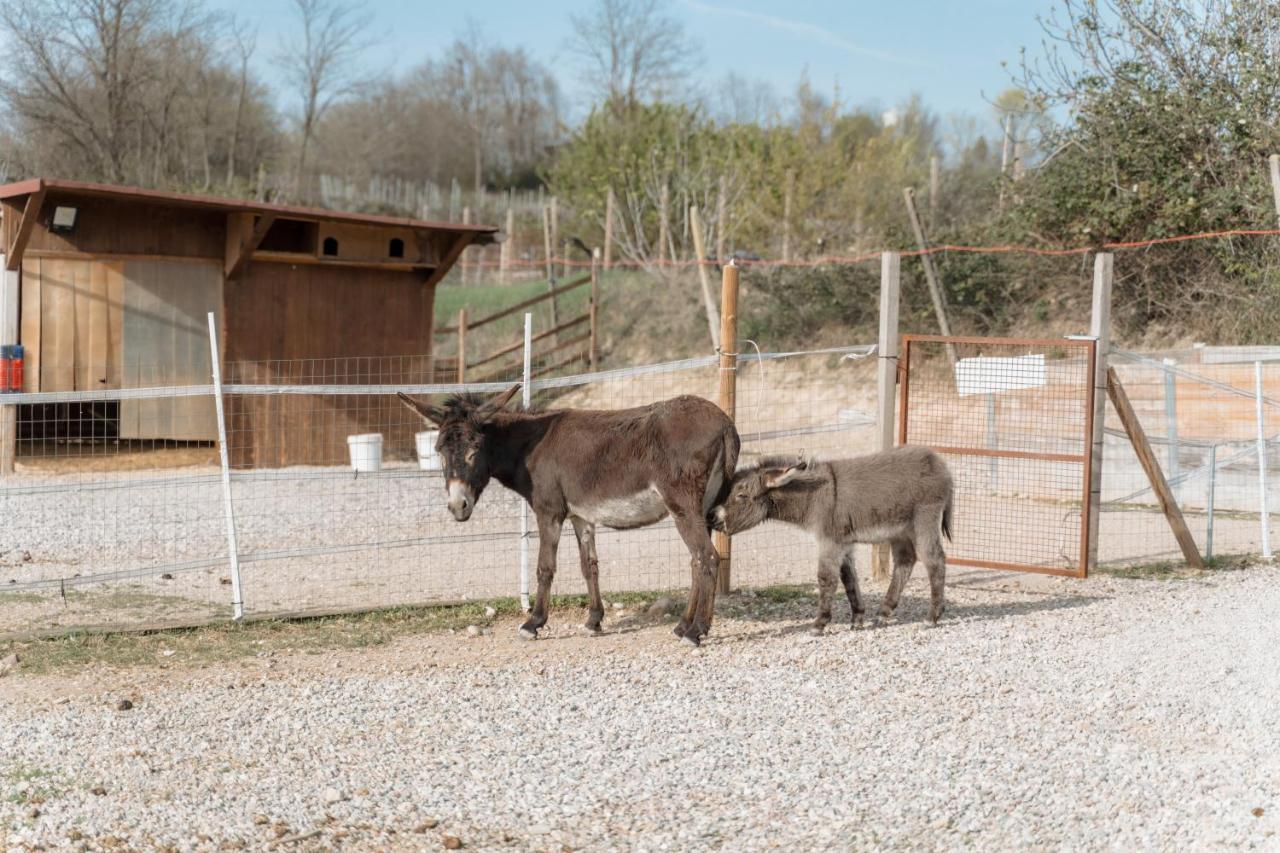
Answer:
[[9, 345, 23, 393], [0, 346, 10, 393]]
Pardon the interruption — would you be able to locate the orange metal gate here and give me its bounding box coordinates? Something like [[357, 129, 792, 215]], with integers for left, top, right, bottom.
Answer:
[[899, 335, 1097, 577]]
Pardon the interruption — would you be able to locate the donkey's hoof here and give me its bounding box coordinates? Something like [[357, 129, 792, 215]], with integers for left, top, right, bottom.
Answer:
[[673, 622, 690, 639], [680, 633, 701, 648], [851, 615, 867, 630], [808, 624, 826, 637], [584, 625, 603, 637], [874, 614, 896, 629], [518, 627, 538, 641]]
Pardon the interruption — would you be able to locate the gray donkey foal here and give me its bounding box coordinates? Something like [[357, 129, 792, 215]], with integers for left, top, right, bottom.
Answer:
[[711, 445, 953, 633]]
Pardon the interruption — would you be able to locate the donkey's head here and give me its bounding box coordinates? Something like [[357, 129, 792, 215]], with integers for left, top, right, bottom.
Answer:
[[710, 455, 813, 535], [398, 384, 521, 521]]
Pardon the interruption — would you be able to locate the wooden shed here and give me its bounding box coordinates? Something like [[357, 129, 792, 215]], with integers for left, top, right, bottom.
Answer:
[[0, 178, 496, 468]]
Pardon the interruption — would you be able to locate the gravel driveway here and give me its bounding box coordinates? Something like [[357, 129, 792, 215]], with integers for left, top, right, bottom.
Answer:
[[1, 564, 1278, 850]]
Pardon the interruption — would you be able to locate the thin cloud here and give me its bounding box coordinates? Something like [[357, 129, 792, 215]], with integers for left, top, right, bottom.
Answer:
[[681, 0, 928, 67]]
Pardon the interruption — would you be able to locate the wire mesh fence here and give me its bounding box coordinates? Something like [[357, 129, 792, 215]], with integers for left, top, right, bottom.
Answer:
[[0, 335, 880, 637], [899, 336, 1096, 576], [1, 324, 1275, 639], [1102, 350, 1278, 566]]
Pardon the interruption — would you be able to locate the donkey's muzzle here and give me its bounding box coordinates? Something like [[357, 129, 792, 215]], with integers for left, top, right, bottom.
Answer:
[[447, 480, 474, 521], [708, 508, 726, 532]]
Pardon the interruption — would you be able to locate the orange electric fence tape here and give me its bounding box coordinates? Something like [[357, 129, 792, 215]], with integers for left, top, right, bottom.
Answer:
[[471, 227, 1280, 270]]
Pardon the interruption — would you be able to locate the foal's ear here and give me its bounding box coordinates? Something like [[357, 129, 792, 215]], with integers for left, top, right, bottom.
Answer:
[[397, 392, 445, 426], [763, 464, 805, 490], [482, 383, 522, 414]]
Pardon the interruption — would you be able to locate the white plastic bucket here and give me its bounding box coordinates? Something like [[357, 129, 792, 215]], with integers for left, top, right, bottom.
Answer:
[[346, 433, 383, 472], [415, 430, 442, 471]]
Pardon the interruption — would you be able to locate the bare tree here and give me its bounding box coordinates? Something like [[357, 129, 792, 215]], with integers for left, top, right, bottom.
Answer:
[[278, 0, 369, 200], [569, 0, 696, 113], [225, 17, 257, 188]]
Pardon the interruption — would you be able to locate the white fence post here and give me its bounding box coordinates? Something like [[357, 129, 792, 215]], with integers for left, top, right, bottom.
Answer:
[[207, 312, 245, 620], [870, 251, 900, 583], [1205, 443, 1217, 561], [1163, 359, 1181, 505], [1256, 361, 1272, 561], [1086, 254, 1114, 574], [519, 312, 533, 611]]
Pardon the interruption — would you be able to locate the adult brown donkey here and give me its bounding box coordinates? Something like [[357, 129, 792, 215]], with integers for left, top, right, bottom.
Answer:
[[398, 385, 740, 645]]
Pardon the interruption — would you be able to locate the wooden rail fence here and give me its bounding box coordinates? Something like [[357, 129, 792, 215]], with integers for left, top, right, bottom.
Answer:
[[435, 253, 600, 383]]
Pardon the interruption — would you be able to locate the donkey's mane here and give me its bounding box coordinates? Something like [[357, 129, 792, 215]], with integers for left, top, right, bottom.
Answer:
[[439, 392, 544, 422]]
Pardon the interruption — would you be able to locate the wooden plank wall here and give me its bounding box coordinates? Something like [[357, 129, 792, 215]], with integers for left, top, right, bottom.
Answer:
[[19, 257, 124, 393], [25, 196, 225, 259], [1114, 362, 1280, 441], [224, 263, 435, 467], [119, 260, 220, 441]]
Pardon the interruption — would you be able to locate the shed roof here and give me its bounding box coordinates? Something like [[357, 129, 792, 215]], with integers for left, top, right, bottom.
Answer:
[[0, 177, 500, 244]]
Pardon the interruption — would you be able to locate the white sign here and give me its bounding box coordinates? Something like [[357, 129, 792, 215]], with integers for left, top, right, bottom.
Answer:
[[955, 354, 1046, 397]]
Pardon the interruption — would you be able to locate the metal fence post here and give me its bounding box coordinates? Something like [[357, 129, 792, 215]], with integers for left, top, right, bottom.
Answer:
[[1205, 443, 1217, 561], [1163, 358, 1181, 505], [207, 312, 245, 620], [519, 312, 533, 611], [1256, 361, 1272, 561]]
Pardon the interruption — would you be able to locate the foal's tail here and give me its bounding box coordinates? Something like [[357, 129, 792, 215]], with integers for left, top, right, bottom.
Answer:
[[941, 490, 954, 542]]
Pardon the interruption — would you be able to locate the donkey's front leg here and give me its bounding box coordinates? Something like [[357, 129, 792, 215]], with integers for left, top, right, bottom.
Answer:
[[519, 512, 563, 640], [811, 541, 845, 636], [570, 517, 605, 635]]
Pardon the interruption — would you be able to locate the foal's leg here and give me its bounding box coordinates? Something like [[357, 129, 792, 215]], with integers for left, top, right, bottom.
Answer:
[[811, 540, 845, 636], [519, 513, 563, 640], [876, 538, 917, 626], [670, 507, 720, 646], [916, 505, 948, 625], [837, 546, 865, 628], [570, 517, 605, 635]]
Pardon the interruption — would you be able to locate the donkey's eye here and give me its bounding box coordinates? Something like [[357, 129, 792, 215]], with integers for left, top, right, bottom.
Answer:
[[736, 493, 749, 501], [464, 449, 478, 465]]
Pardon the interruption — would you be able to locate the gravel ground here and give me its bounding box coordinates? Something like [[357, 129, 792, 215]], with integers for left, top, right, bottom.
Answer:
[[2, 563, 1278, 850]]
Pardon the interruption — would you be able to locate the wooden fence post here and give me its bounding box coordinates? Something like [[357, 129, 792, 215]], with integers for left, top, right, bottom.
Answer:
[[871, 251, 901, 583], [603, 188, 615, 269], [715, 260, 740, 594], [549, 196, 560, 278], [1086, 252, 1113, 573], [688, 205, 721, 351], [658, 184, 671, 266], [929, 154, 940, 227], [590, 248, 600, 370], [502, 207, 515, 284], [456, 307, 468, 384], [782, 169, 794, 262], [461, 206, 472, 284], [1269, 154, 1280, 225], [1107, 368, 1205, 570]]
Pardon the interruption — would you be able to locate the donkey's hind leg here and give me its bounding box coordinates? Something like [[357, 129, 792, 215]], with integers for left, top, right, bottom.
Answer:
[[876, 538, 917, 626], [570, 517, 605, 635], [670, 507, 720, 646], [916, 504, 948, 624], [837, 546, 865, 628]]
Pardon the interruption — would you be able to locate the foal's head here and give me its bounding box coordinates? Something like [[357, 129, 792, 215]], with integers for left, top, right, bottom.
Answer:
[[398, 384, 521, 521], [710, 455, 813, 535]]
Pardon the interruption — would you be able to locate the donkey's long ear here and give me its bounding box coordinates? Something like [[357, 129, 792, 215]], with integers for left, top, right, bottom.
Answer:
[[481, 383, 521, 414], [398, 392, 445, 426], [763, 464, 805, 490]]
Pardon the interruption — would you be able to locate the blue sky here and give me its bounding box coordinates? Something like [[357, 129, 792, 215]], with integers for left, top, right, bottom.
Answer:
[[221, 0, 1056, 126]]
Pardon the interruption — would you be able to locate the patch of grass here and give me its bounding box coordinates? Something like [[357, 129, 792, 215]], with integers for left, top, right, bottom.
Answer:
[[2, 583, 815, 676], [0, 591, 48, 605], [1097, 553, 1256, 580], [2, 763, 63, 805], [3, 589, 672, 675]]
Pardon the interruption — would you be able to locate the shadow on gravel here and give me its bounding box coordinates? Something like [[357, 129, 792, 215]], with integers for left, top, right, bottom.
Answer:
[[535, 584, 1107, 644]]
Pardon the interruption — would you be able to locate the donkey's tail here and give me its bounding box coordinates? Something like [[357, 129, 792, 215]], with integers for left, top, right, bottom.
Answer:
[[941, 491, 954, 542], [717, 427, 741, 507]]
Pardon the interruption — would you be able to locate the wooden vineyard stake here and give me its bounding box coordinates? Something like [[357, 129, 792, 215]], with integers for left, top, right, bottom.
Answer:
[[1106, 367, 1205, 570]]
